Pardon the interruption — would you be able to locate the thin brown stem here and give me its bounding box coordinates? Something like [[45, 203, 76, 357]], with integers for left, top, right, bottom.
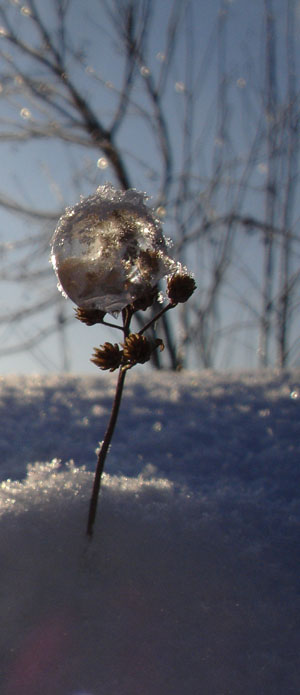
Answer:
[[86, 308, 132, 537], [86, 365, 127, 537], [138, 302, 174, 336], [101, 319, 124, 332]]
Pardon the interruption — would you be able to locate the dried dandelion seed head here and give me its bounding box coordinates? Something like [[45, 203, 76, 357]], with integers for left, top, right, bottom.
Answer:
[[51, 184, 175, 314]]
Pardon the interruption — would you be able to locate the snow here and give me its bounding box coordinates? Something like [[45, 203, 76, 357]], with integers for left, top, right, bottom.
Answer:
[[0, 369, 299, 694]]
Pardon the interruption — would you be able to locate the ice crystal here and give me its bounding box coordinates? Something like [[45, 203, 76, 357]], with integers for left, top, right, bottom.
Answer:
[[51, 184, 175, 313]]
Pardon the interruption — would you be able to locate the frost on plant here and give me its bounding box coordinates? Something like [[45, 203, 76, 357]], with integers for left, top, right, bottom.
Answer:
[[51, 183, 175, 313], [50, 183, 196, 536]]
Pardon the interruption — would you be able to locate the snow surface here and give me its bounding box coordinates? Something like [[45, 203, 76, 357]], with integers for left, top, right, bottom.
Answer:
[[0, 369, 299, 694]]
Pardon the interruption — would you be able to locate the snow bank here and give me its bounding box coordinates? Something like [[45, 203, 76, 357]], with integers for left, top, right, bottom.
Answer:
[[0, 370, 299, 694]]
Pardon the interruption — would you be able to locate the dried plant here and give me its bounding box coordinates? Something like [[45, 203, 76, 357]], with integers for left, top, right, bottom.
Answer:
[[51, 184, 196, 536]]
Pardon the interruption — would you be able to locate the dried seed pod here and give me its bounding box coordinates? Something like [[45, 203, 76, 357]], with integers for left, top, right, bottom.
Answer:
[[75, 306, 106, 326], [130, 285, 159, 312], [91, 342, 123, 372], [123, 333, 164, 368], [167, 272, 196, 304]]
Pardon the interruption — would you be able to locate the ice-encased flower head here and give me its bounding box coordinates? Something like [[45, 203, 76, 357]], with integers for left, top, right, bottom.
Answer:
[[51, 184, 175, 313]]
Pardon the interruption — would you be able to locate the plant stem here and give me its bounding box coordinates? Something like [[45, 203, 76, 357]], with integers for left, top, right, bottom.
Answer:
[[138, 302, 174, 336], [86, 308, 132, 537], [101, 319, 124, 332], [86, 366, 127, 537]]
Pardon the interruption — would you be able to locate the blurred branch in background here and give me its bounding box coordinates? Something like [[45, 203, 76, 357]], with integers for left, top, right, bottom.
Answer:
[[0, 0, 298, 371]]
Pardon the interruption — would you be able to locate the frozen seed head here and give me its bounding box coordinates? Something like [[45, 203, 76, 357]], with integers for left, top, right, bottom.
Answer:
[[167, 271, 196, 304], [130, 284, 159, 312], [51, 183, 176, 314]]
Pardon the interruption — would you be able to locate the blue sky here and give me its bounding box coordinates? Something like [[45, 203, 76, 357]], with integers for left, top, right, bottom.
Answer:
[[0, 0, 299, 373]]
